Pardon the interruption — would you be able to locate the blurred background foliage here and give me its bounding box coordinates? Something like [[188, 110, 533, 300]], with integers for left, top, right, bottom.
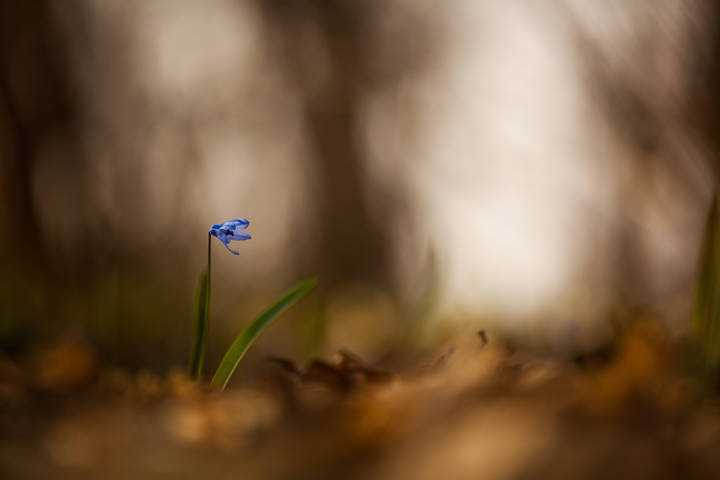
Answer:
[[1, 0, 720, 374]]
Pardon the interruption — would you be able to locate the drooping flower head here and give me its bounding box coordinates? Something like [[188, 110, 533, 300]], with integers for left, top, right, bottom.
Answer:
[[209, 218, 251, 255]]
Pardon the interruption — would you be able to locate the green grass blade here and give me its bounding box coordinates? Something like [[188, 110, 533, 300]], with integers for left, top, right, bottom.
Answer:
[[211, 278, 317, 390], [188, 268, 210, 379], [694, 190, 720, 367]]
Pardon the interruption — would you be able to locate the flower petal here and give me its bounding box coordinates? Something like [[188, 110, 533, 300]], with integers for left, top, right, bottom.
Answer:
[[223, 243, 240, 255], [209, 218, 251, 255], [229, 231, 251, 241], [226, 218, 249, 229]]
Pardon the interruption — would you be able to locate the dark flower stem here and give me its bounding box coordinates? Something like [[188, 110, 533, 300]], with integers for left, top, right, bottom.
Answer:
[[204, 232, 212, 364], [187, 234, 212, 379], [207, 232, 212, 365]]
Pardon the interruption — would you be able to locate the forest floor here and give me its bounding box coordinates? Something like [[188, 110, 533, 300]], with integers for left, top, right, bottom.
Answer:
[[2, 321, 720, 480]]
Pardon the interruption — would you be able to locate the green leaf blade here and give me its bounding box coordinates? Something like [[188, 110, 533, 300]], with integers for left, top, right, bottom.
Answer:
[[694, 190, 720, 368], [211, 278, 318, 390], [188, 269, 210, 379]]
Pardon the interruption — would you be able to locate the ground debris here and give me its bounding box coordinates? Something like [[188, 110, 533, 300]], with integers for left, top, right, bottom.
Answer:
[[268, 349, 393, 393], [2, 328, 720, 480]]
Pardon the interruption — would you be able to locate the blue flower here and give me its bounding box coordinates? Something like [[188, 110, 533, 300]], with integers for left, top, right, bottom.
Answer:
[[209, 218, 251, 255]]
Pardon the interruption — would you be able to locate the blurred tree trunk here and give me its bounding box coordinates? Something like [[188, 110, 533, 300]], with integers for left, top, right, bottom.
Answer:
[[560, 2, 720, 314], [254, 0, 397, 289], [0, 1, 83, 270], [691, 1, 720, 179]]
